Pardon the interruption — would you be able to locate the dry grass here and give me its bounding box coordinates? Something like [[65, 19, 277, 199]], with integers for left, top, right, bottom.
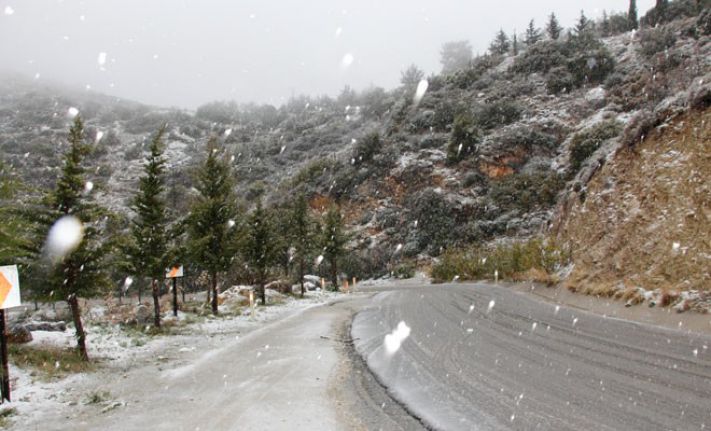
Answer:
[[10, 345, 94, 379], [512, 268, 559, 286], [554, 108, 711, 298]]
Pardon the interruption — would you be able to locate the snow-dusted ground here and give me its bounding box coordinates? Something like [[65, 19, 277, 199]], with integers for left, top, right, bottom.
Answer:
[[5, 290, 340, 429]]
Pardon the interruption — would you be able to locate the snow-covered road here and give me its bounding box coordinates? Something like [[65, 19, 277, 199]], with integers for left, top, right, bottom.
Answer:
[[352, 283, 711, 430]]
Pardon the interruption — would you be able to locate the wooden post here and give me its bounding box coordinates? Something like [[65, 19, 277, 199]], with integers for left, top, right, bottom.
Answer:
[[0, 309, 10, 403], [249, 290, 255, 320], [172, 278, 178, 317]]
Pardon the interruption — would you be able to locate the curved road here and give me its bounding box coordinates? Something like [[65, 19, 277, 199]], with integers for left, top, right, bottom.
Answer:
[[352, 283, 711, 430]]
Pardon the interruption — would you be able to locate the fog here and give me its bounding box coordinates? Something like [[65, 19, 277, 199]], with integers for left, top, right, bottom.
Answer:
[[0, 0, 655, 109]]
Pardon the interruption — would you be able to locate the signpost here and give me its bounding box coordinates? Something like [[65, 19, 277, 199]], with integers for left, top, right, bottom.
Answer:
[[0, 265, 22, 403], [249, 290, 255, 320], [166, 266, 184, 317]]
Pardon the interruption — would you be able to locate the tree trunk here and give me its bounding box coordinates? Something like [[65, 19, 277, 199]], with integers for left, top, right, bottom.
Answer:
[[172, 278, 178, 317], [138, 283, 142, 303], [260, 270, 266, 306], [299, 258, 305, 299], [152, 279, 161, 328], [211, 271, 218, 315], [67, 294, 89, 361], [331, 261, 338, 292], [206, 281, 211, 306]]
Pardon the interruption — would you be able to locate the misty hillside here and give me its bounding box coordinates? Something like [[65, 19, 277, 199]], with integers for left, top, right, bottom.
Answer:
[[1, 2, 709, 289]]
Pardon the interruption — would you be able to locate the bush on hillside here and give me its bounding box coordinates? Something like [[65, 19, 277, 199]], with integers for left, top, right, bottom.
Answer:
[[546, 67, 575, 95], [406, 189, 456, 255], [620, 110, 660, 148], [431, 237, 571, 283], [513, 36, 615, 92], [447, 113, 481, 164], [511, 40, 568, 75], [352, 132, 381, 165], [568, 120, 623, 173], [607, 13, 633, 36], [638, 27, 677, 58], [641, 0, 707, 27], [566, 46, 616, 87], [472, 100, 522, 130], [488, 171, 565, 213], [496, 126, 558, 152]]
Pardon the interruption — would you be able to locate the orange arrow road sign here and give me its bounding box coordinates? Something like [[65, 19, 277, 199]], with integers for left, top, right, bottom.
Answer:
[[0, 273, 10, 307]]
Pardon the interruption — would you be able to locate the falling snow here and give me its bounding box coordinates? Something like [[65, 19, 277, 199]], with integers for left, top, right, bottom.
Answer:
[[384, 321, 411, 355], [341, 53, 354, 69], [45, 215, 84, 262]]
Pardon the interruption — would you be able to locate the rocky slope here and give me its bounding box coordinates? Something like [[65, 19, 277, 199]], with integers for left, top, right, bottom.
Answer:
[[553, 106, 710, 308]]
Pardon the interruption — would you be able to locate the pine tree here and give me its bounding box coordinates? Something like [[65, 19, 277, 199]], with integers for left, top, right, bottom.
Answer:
[[489, 29, 511, 55], [546, 13, 563, 40], [628, 0, 639, 30], [601, 11, 611, 36], [656, 0, 669, 22], [187, 139, 239, 315], [290, 194, 316, 298], [512, 32, 519, 55], [400, 64, 425, 87], [245, 201, 275, 305], [271, 205, 292, 277], [574, 10, 591, 36], [21, 116, 112, 361], [127, 126, 170, 327], [322, 204, 347, 291], [524, 19, 542, 45], [0, 162, 24, 264]]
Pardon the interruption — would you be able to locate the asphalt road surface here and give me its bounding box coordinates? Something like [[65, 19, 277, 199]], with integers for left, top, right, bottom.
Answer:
[[352, 282, 711, 431]]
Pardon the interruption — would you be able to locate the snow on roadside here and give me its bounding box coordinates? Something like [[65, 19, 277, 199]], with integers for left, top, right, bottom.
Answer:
[[4, 290, 340, 428]]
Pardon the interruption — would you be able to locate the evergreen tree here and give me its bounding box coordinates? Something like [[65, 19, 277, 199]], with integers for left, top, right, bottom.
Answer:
[[524, 19, 542, 45], [656, 0, 669, 22], [546, 13, 563, 40], [574, 10, 591, 36], [489, 29, 511, 55], [322, 204, 347, 291], [127, 126, 170, 327], [601, 11, 611, 36], [289, 194, 317, 298], [512, 32, 519, 55], [187, 139, 239, 315], [20, 116, 112, 361], [270, 204, 291, 277], [400, 64, 425, 87], [0, 162, 24, 263], [628, 0, 639, 30], [245, 201, 274, 305]]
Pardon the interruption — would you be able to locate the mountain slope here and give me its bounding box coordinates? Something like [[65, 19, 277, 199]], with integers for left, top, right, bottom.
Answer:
[[554, 106, 710, 303]]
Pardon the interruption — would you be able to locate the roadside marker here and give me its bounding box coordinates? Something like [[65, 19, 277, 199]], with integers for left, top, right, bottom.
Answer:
[[0, 265, 22, 403], [165, 266, 184, 317], [249, 290, 255, 320]]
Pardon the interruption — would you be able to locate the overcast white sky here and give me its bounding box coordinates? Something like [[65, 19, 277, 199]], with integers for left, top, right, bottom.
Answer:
[[0, 0, 655, 109]]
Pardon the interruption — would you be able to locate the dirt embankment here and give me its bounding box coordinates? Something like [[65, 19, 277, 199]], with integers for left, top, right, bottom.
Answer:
[[555, 107, 710, 301]]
